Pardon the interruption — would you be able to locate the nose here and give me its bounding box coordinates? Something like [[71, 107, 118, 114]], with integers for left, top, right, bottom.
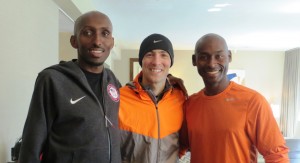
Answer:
[[207, 56, 217, 67], [93, 32, 103, 47], [151, 54, 161, 65]]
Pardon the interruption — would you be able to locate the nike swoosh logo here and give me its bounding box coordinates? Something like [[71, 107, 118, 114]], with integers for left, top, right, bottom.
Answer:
[[153, 40, 162, 43], [70, 96, 86, 104]]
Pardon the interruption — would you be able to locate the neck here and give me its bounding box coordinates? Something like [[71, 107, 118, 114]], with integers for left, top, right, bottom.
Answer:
[[141, 80, 165, 96], [204, 80, 230, 96], [77, 61, 104, 74]]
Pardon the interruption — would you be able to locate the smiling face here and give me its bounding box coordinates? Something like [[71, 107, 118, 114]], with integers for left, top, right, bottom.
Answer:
[[70, 11, 114, 73], [141, 49, 171, 86], [192, 34, 232, 91]]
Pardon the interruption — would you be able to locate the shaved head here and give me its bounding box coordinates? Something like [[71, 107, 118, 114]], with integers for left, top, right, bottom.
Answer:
[[73, 11, 112, 36], [195, 33, 229, 53]]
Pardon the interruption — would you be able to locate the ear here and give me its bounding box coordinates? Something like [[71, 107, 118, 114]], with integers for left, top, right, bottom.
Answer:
[[192, 54, 196, 66], [110, 37, 115, 49], [228, 50, 232, 62], [70, 35, 78, 49]]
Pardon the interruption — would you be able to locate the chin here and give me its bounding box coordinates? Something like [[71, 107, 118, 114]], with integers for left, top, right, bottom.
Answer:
[[87, 60, 104, 67]]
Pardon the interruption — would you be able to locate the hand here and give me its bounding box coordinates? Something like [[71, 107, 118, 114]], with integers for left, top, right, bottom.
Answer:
[[167, 74, 188, 99]]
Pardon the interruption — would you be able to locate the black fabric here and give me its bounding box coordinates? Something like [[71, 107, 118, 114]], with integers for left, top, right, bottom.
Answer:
[[138, 33, 174, 67], [81, 69, 104, 109], [19, 60, 122, 163]]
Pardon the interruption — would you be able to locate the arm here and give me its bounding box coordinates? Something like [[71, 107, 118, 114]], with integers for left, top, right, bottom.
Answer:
[[19, 73, 53, 163], [120, 130, 133, 163], [247, 94, 289, 163], [167, 74, 188, 98], [179, 103, 190, 158]]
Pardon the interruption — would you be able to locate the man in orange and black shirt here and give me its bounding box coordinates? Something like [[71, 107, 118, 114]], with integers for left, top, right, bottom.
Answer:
[[119, 33, 185, 163]]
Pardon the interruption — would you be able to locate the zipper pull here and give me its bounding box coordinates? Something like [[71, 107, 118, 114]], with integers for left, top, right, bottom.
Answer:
[[105, 115, 115, 128]]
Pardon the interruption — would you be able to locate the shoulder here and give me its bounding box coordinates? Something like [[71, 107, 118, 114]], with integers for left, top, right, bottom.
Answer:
[[183, 91, 203, 108], [120, 85, 132, 92], [104, 68, 122, 88], [230, 82, 270, 111], [120, 81, 138, 95], [187, 90, 203, 101], [37, 64, 61, 80], [104, 68, 115, 75], [38, 62, 73, 79], [171, 87, 186, 99], [231, 82, 264, 100], [36, 61, 84, 86]]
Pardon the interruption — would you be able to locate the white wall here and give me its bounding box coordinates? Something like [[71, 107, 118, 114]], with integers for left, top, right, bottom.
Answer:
[[112, 49, 139, 85], [170, 50, 204, 94], [0, 0, 59, 162], [59, 32, 77, 61], [231, 50, 284, 104]]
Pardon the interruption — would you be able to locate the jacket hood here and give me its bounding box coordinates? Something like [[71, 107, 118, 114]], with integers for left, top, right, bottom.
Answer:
[[46, 60, 85, 80]]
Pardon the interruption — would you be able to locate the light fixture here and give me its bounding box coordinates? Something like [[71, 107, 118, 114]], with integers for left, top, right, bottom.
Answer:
[[214, 3, 232, 8], [208, 3, 231, 12], [208, 8, 221, 12], [281, 2, 300, 13]]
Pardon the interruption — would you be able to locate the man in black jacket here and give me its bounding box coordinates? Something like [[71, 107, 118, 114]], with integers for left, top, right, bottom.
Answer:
[[19, 11, 122, 163]]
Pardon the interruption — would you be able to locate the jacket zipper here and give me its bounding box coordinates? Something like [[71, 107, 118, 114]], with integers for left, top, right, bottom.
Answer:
[[155, 103, 161, 163], [94, 93, 112, 163], [147, 88, 161, 163], [105, 117, 111, 163], [102, 93, 112, 163], [145, 86, 171, 163], [99, 71, 112, 163], [82, 65, 113, 162]]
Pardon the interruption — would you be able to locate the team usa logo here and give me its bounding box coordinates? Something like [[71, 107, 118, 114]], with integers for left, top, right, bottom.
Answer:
[[107, 84, 119, 102]]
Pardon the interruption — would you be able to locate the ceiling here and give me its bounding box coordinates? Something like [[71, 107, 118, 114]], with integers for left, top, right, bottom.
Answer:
[[59, 0, 300, 51]]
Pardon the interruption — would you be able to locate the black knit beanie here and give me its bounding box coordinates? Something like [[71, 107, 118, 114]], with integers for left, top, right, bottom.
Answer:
[[138, 33, 174, 67]]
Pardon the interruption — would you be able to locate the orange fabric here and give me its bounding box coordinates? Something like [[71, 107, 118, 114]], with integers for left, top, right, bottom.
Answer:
[[180, 82, 289, 163], [119, 74, 185, 139]]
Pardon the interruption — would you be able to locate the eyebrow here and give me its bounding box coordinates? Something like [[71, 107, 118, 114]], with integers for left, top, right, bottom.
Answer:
[[215, 50, 224, 54]]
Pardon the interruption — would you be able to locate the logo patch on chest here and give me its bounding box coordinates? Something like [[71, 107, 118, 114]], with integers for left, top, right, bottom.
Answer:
[[107, 84, 119, 102]]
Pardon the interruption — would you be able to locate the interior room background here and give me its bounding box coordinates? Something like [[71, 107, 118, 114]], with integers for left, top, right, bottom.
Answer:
[[0, 0, 299, 162]]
